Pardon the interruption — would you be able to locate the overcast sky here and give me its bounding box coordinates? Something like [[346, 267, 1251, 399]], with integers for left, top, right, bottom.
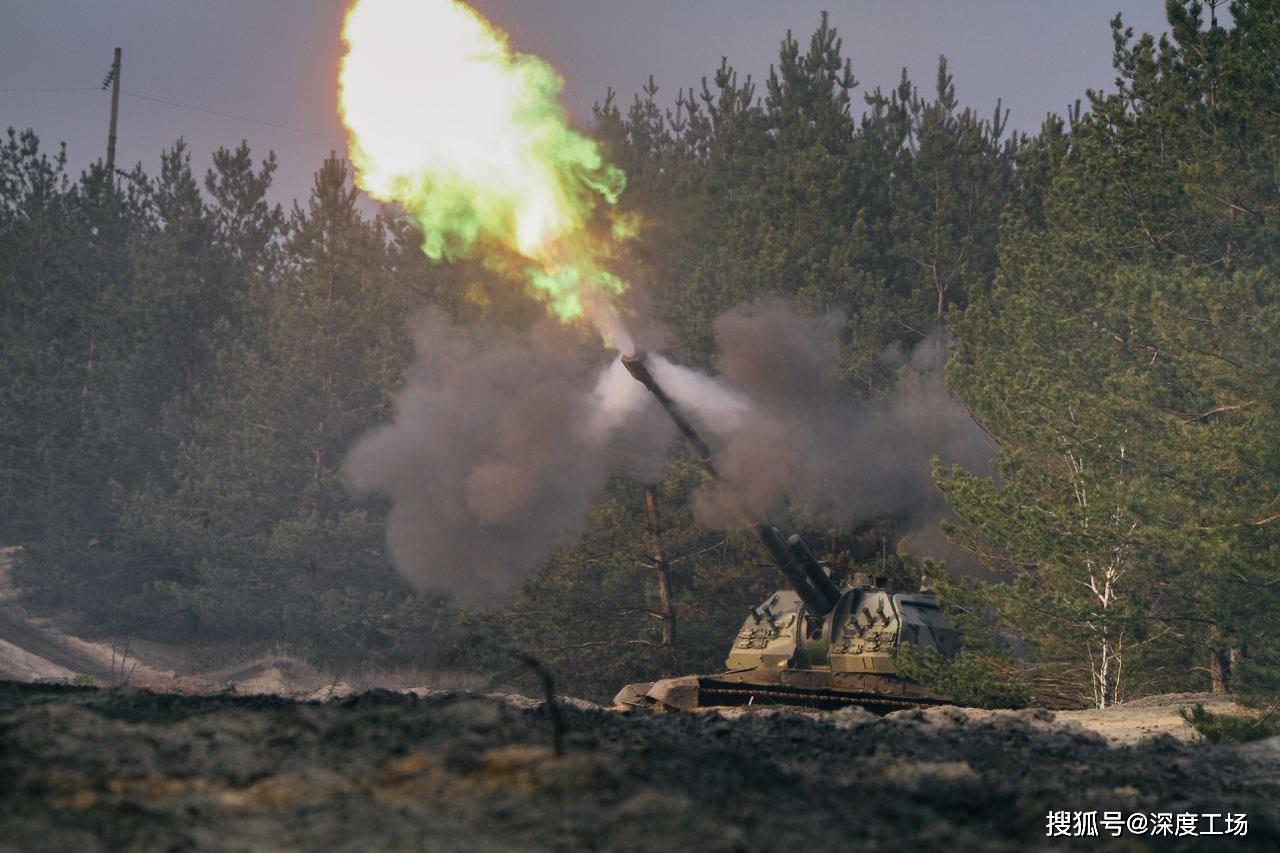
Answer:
[[2, 1, 1172, 204]]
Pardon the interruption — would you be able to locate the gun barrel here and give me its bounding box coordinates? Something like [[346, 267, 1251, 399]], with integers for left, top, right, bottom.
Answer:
[[622, 352, 716, 475], [754, 523, 837, 615], [621, 350, 837, 615], [787, 532, 841, 612]]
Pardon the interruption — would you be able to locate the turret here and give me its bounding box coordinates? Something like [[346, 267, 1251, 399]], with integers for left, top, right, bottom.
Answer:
[[621, 350, 841, 615]]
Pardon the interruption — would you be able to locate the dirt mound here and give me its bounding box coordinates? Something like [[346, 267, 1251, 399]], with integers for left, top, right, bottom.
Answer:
[[201, 655, 329, 696], [1, 682, 1276, 851]]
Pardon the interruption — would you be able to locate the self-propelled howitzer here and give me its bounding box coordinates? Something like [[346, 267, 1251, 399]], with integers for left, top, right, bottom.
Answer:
[[614, 351, 959, 712]]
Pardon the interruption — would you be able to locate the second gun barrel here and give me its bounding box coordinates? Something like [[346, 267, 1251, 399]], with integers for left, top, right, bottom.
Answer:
[[620, 350, 837, 615]]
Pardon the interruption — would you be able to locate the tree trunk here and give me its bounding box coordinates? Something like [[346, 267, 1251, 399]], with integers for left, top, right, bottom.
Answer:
[[1210, 647, 1232, 693], [643, 485, 677, 648], [80, 338, 96, 420], [1093, 634, 1119, 709]]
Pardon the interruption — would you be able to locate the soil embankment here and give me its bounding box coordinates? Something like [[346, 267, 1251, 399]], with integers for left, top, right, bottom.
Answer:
[[1, 682, 1277, 851]]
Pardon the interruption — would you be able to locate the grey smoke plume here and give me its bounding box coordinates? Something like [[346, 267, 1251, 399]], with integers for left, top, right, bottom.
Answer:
[[656, 299, 992, 551], [348, 299, 991, 603], [345, 310, 671, 605]]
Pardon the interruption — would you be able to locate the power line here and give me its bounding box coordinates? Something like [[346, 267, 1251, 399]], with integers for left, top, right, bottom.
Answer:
[[2, 84, 344, 143], [0, 87, 100, 93], [122, 90, 344, 142]]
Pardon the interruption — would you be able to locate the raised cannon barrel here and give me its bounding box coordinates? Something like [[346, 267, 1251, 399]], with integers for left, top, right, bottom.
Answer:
[[621, 350, 840, 616], [621, 352, 716, 474]]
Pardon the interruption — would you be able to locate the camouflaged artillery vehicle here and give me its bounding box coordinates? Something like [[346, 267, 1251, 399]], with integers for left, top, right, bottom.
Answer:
[[613, 351, 959, 713]]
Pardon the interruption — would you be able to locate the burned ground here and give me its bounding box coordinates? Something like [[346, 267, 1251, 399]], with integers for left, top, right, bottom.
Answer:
[[1, 682, 1276, 851]]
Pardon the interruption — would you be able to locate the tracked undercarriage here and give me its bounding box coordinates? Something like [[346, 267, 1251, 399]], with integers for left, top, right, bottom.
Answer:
[[613, 351, 960, 713], [615, 674, 951, 714]]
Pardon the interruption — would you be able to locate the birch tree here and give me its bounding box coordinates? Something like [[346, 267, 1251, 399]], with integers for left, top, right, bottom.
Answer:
[[941, 1, 1280, 707]]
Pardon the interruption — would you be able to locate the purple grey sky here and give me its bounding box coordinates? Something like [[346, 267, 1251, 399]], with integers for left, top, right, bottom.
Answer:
[[2, 1, 1172, 204]]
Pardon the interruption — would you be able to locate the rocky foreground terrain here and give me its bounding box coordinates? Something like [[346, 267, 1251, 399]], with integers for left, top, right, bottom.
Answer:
[[1, 682, 1277, 851]]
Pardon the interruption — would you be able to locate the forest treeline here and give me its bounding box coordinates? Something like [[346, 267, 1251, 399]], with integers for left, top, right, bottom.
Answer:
[[2, 2, 1277, 708]]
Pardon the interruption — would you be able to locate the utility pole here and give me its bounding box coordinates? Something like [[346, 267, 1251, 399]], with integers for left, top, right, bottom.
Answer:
[[104, 47, 121, 188], [84, 47, 121, 421]]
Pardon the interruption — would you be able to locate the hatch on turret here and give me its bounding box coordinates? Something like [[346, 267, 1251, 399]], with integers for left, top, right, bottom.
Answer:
[[894, 593, 960, 658], [725, 590, 803, 671]]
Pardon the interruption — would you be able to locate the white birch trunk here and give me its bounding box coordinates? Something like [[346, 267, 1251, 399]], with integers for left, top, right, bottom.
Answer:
[[1069, 452, 1134, 709]]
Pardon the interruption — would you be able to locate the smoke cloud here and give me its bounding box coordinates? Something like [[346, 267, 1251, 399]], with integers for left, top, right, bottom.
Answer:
[[345, 310, 671, 604], [348, 298, 992, 602], [675, 298, 992, 539]]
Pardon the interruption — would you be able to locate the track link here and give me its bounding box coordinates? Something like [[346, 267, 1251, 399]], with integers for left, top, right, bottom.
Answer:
[[696, 680, 951, 714]]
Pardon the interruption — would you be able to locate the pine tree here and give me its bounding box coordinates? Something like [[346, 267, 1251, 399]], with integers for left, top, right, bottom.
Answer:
[[941, 0, 1280, 707], [133, 155, 439, 659]]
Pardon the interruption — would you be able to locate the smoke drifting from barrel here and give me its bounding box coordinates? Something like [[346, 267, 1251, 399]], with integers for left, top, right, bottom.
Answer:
[[658, 299, 992, 548], [344, 311, 670, 604]]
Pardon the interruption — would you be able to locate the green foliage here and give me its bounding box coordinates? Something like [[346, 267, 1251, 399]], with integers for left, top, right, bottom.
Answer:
[[0, 130, 127, 551], [940, 0, 1280, 708], [1234, 660, 1280, 711], [0, 137, 457, 665], [897, 647, 1030, 710], [117, 155, 454, 662], [598, 16, 1020, 386], [1185, 646, 1280, 743], [892, 560, 1032, 708], [1180, 703, 1280, 743]]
